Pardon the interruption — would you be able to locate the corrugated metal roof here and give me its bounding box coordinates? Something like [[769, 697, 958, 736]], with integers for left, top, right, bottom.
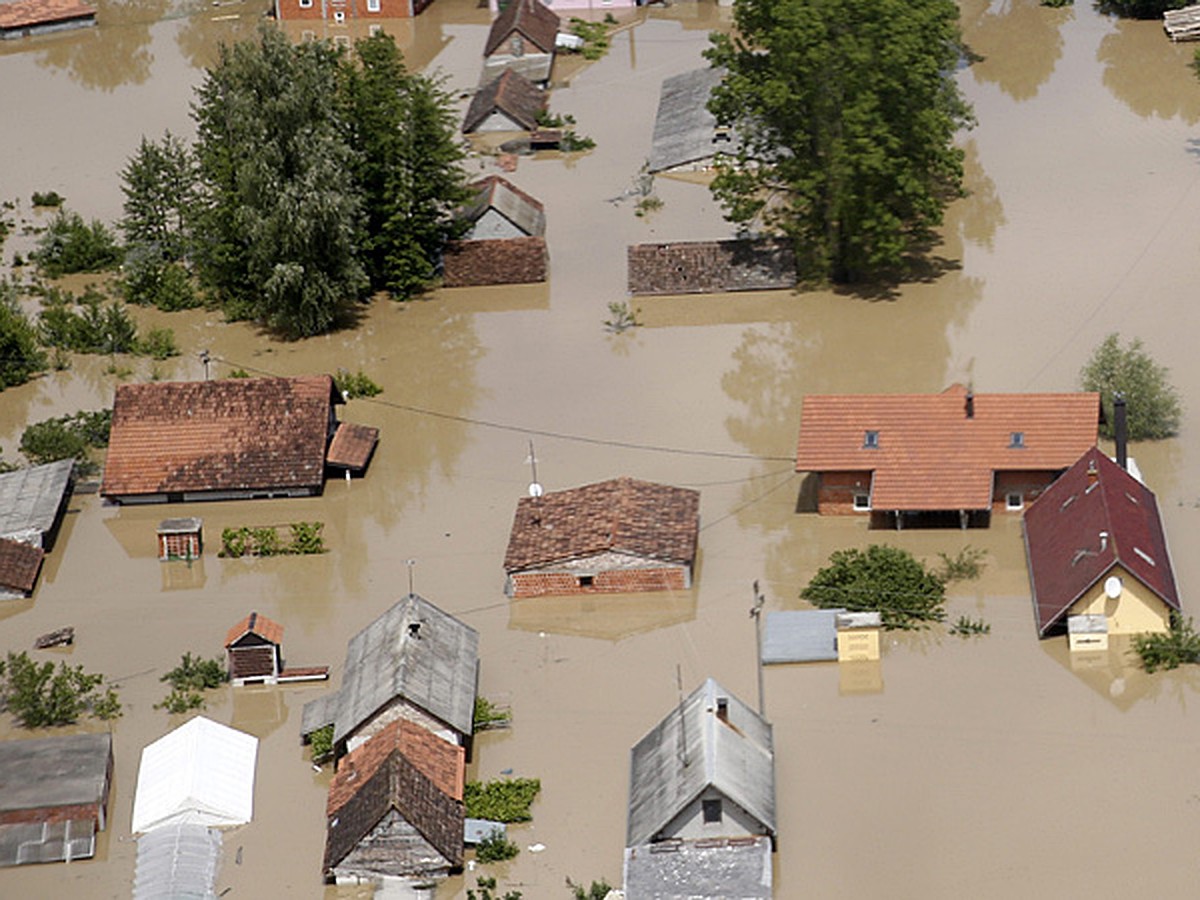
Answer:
[[0, 459, 74, 541], [133, 823, 221, 900], [627, 678, 774, 847], [460, 175, 546, 238], [464, 818, 506, 844], [795, 385, 1100, 510], [623, 836, 773, 900], [0, 818, 95, 867], [0, 732, 110, 813], [761, 609, 845, 664], [1024, 448, 1181, 636], [648, 67, 737, 174]]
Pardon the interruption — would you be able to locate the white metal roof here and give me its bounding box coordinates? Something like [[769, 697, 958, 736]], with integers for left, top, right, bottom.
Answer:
[[131, 717, 258, 834]]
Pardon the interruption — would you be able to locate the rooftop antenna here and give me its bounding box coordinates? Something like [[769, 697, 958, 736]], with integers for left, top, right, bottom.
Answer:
[[199, 349, 211, 381], [750, 580, 766, 717], [525, 440, 543, 498], [406, 559, 416, 597], [675, 663, 690, 768]]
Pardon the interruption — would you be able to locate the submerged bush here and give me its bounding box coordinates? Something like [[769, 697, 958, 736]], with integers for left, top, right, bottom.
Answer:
[[31, 209, 122, 277]]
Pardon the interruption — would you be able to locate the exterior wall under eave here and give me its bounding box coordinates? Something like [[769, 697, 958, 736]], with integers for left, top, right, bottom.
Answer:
[[508, 552, 692, 597], [331, 809, 453, 881], [657, 787, 771, 844], [992, 470, 1059, 514], [1067, 564, 1172, 635], [344, 699, 462, 758], [814, 471, 873, 515]]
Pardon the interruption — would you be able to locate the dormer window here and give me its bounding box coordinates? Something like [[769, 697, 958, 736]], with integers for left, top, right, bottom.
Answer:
[[1009, 432, 1025, 449], [863, 430, 880, 449]]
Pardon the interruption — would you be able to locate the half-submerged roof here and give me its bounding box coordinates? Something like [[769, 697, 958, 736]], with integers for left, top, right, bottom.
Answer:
[[648, 67, 737, 174], [101, 375, 339, 499], [225, 611, 284, 648], [505, 477, 700, 573], [131, 716, 258, 834], [460, 175, 546, 237], [1024, 448, 1181, 636], [0, 459, 74, 540], [484, 0, 559, 57], [0, 537, 45, 595], [463, 69, 547, 133], [325, 594, 479, 746], [0, 732, 111, 814], [627, 678, 774, 847], [326, 422, 379, 472], [795, 385, 1100, 511]]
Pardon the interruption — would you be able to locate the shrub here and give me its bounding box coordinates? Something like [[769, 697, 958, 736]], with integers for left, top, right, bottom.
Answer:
[[155, 688, 205, 713], [473, 696, 512, 733], [936, 546, 987, 582], [0, 651, 118, 727], [161, 652, 227, 691], [121, 251, 200, 311], [309, 724, 334, 763], [31, 191, 64, 208], [37, 291, 142, 356], [1133, 615, 1200, 673], [0, 283, 48, 389], [949, 615, 991, 637], [333, 368, 383, 399], [1080, 333, 1181, 440], [801, 544, 946, 630], [288, 521, 326, 554], [567, 879, 614, 900], [604, 301, 641, 333], [31, 209, 122, 277], [19, 409, 111, 472], [139, 327, 179, 360], [464, 778, 541, 823], [221, 522, 326, 557], [476, 830, 520, 863]]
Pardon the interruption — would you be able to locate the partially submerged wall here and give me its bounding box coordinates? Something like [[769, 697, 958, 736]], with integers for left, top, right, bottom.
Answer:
[[627, 238, 796, 296]]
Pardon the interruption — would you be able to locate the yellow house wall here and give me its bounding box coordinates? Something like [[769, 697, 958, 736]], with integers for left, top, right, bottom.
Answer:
[[1067, 565, 1171, 635], [837, 629, 880, 662]]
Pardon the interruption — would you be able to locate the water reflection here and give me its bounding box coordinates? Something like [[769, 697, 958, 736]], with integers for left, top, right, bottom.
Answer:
[[1043, 634, 1200, 710], [508, 588, 697, 641], [32, 0, 166, 90], [961, 0, 1068, 101], [176, 0, 274, 71], [1099, 19, 1200, 123]]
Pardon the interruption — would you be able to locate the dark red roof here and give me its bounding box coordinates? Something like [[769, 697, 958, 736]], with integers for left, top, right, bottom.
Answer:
[[101, 376, 339, 499], [0, 538, 44, 595], [484, 0, 560, 57], [225, 611, 284, 648], [504, 477, 700, 573], [1023, 448, 1180, 636], [795, 385, 1100, 510]]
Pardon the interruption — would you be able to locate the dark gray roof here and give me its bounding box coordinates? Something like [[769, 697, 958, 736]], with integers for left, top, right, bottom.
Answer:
[[0, 459, 74, 542], [322, 594, 479, 746], [0, 732, 111, 813], [623, 836, 773, 900], [648, 67, 738, 174], [761, 609, 845, 664], [627, 678, 774, 847], [301, 691, 339, 738], [133, 823, 221, 900]]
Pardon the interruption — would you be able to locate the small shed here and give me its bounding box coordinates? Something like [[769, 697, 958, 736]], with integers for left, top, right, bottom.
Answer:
[[157, 517, 202, 561], [0, 537, 45, 601], [326, 422, 379, 475], [836, 611, 882, 662], [504, 477, 700, 598], [463, 69, 547, 134], [225, 612, 284, 685], [131, 717, 258, 834], [481, 0, 559, 84]]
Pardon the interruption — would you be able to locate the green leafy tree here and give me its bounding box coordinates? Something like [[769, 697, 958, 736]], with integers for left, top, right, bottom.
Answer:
[[192, 27, 367, 337], [120, 244, 201, 311], [120, 131, 198, 261], [464, 778, 541, 822], [31, 209, 123, 278], [706, 0, 974, 283], [342, 33, 471, 298], [1080, 333, 1181, 440], [0, 281, 48, 389], [801, 544, 946, 629], [0, 651, 118, 727], [1100, 0, 1184, 18], [19, 408, 111, 472]]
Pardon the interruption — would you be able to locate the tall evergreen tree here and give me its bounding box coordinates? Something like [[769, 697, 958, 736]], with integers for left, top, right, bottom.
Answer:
[[119, 131, 197, 261], [706, 0, 974, 283], [0, 281, 48, 390]]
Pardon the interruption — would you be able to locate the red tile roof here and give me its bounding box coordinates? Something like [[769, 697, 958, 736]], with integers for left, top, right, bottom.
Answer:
[[795, 385, 1100, 510], [0, 538, 44, 595], [1023, 448, 1180, 636], [101, 376, 339, 499], [463, 69, 547, 133], [326, 423, 379, 472], [225, 611, 284, 648], [504, 477, 700, 572], [484, 0, 559, 57], [327, 719, 465, 818], [0, 0, 95, 29]]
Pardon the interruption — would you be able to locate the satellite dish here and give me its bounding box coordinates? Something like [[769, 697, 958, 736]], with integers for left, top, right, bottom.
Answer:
[[1104, 576, 1122, 599], [528, 482, 544, 498]]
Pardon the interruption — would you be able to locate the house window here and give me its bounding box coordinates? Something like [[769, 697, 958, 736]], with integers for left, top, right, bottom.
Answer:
[[702, 799, 722, 824], [1009, 431, 1025, 449], [298, 0, 312, 7], [853, 493, 870, 511], [863, 430, 880, 449], [578, 575, 594, 587], [1006, 492, 1023, 511], [367, 0, 380, 11]]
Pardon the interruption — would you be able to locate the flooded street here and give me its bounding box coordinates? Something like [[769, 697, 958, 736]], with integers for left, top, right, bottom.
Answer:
[[2, 0, 1200, 896]]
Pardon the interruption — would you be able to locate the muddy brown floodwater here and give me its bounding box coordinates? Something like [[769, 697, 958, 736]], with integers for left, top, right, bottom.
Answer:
[[3, 0, 1200, 897]]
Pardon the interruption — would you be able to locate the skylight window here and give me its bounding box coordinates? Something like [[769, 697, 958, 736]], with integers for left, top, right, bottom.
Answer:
[[1009, 432, 1025, 449], [863, 430, 880, 449], [1134, 547, 1156, 566], [1060, 495, 1077, 511]]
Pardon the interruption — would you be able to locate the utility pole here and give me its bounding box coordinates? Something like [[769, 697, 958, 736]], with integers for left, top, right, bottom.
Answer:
[[750, 580, 766, 717], [406, 559, 416, 597], [199, 349, 211, 381]]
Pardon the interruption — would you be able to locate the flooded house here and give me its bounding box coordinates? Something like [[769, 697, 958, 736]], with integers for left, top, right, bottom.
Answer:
[[1023, 447, 1181, 638], [323, 719, 465, 885], [481, 0, 559, 84], [647, 67, 737, 176], [100, 375, 377, 505], [627, 238, 797, 296], [463, 70, 547, 134], [0, 0, 95, 40], [225, 611, 330, 685], [300, 593, 479, 762], [272, 0, 435, 27], [794, 384, 1101, 528], [624, 678, 775, 898], [0, 732, 112, 867], [0, 458, 75, 599], [503, 476, 700, 598], [442, 174, 549, 287]]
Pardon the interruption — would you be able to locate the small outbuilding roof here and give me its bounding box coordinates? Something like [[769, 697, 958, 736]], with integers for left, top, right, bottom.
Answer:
[[483, 0, 559, 57], [225, 611, 284, 648], [132, 822, 222, 900], [648, 67, 737, 174], [623, 836, 773, 900], [627, 678, 774, 847], [463, 69, 547, 133], [102, 375, 341, 500], [0, 459, 74, 542], [0, 732, 111, 816], [761, 608, 846, 664], [131, 717, 258, 834], [460, 175, 546, 238], [795, 384, 1101, 511], [505, 477, 700, 573], [0, 0, 95, 30], [0, 537, 45, 595], [325, 422, 379, 472], [1023, 448, 1181, 636]]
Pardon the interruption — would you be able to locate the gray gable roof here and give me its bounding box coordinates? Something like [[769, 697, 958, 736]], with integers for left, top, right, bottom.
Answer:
[[648, 67, 738, 175], [321, 595, 479, 746], [0, 459, 74, 543], [627, 678, 774, 847]]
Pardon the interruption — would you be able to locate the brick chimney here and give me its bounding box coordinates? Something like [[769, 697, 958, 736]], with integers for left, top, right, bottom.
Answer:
[[1113, 392, 1128, 470], [965, 390, 975, 419]]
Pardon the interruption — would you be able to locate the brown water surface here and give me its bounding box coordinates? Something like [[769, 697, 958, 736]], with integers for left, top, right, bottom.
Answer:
[[2, 0, 1200, 897]]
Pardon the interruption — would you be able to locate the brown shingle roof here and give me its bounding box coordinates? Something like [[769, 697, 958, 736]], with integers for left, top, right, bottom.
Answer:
[[327, 720, 464, 818], [504, 477, 700, 573], [0, 538, 44, 595], [1023, 448, 1181, 636], [795, 385, 1100, 511], [225, 611, 284, 648], [326, 423, 378, 472], [463, 69, 547, 133], [101, 376, 339, 499], [442, 236, 548, 287], [483, 0, 559, 57], [0, 0, 94, 29]]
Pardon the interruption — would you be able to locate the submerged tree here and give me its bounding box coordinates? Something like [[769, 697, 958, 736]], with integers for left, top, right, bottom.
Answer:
[[1080, 333, 1181, 440], [801, 544, 946, 630], [0, 281, 48, 389], [706, 0, 974, 283], [120, 131, 198, 262]]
